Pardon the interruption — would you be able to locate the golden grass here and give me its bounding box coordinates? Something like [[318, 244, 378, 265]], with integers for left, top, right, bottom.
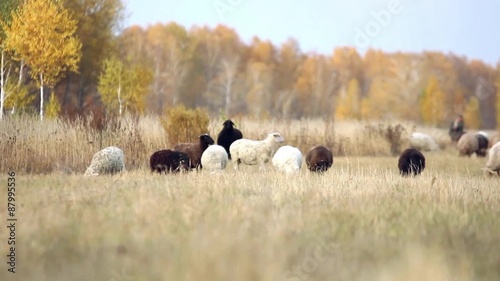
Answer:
[[0, 154, 499, 281], [0, 116, 498, 281]]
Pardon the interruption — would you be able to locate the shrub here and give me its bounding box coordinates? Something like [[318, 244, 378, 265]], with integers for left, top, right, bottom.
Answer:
[[161, 105, 210, 146]]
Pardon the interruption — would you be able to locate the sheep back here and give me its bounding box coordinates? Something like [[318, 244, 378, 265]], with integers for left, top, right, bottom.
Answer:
[[230, 132, 285, 166], [150, 149, 190, 174], [201, 145, 229, 172], [305, 146, 333, 173], [409, 132, 439, 152], [174, 134, 214, 169], [272, 145, 303, 174], [484, 141, 500, 175], [85, 146, 125, 176], [216, 119, 243, 159], [398, 148, 425, 176], [457, 132, 479, 157]]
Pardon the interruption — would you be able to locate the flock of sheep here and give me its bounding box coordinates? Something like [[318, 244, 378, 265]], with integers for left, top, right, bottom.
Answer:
[[84, 120, 500, 177], [407, 130, 500, 176]]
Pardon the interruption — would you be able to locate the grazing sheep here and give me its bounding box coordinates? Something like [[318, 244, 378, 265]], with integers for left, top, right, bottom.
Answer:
[[201, 144, 229, 173], [483, 141, 500, 176], [398, 148, 425, 176], [305, 146, 333, 173], [173, 134, 215, 170], [457, 132, 479, 157], [216, 119, 243, 159], [85, 146, 125, 176], [230, 132, 285, 170], [272, 145, 303, 174], [150, 149, 190, 174], [475, 133, 489, 157], [409, 132, 439, 152]]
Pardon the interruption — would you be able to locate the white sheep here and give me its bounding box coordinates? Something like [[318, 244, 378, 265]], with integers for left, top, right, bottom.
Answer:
[[200, 144, 229, 173], [272, 145, 303, 174], [230, 132, 285, 171], [409, 132, 439, 152], [85, 146, 125, 176], [483, 141, 500, 176]]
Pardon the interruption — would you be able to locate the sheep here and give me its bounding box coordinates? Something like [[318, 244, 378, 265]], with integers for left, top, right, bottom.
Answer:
[[200, 144, 229, 173], [173, 134, 215, 170], [216, 119, 243, 159], [230, 132, 285, 171], [305, 146, 333, 173], [409, 132, 439, 152], [149, 149, 190, 174], [272, 145, 303, 174], [475, 133, 489, 157], [457, 132, 479, 157], [85, 146, 125, 176], [398, 148, 425, 176], [483, 141, 500, 176]]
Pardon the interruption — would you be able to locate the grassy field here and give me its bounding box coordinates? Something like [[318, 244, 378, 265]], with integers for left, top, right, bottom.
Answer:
[[1, 152, 499, 281], [0, 116, 499, 280]]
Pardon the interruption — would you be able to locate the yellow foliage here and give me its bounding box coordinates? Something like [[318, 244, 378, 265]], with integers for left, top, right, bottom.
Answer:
[[45, 92, 61, 119], [4, 80, 35, 112], [463, 96, 482, 129], [161, 104, 210, 146], [335, 78, 361, 120], [420, 76, 445, 126], [3, 0, 81, 87]]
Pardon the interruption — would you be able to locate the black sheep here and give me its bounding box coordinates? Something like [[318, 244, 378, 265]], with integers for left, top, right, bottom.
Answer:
[[150, 149, 190, 174], [216, 119, 243, 159], [398, 148, 425, 176], [475, 133, 489, 157], [173, 134, 215, 170], [305, 146, 333, 173]]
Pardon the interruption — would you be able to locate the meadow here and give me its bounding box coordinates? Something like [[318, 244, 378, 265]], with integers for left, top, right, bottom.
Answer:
[[0, 116, 499, 281]]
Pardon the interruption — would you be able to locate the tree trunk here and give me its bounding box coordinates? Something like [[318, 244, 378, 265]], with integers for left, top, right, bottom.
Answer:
[[40, 73, 44, 121], [0, 50, 5, 120]]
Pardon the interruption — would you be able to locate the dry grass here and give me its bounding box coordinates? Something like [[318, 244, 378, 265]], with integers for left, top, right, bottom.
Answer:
[[0, 116, 499, 281]]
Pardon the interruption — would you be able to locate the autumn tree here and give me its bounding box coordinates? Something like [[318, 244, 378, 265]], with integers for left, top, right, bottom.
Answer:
[[98, 56, 153, 115], [0, 0, 20, 119], [420, 75, 445, 126], [463, 96, 482, 129], [4, 0, 81, 120], [61, 0, 124, 110], [335, 78, 361, 120]]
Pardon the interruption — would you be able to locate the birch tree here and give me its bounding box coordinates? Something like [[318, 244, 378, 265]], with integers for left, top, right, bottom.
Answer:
[[3, 0, 81, 121]]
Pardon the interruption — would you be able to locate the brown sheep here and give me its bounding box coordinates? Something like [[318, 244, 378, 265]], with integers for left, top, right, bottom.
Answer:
[[150, 149, 190, 174], [457, 132, 478, 157], [173, 134, 215, 170], [489, 132, 500, 149], [305, 146, 333, 173]]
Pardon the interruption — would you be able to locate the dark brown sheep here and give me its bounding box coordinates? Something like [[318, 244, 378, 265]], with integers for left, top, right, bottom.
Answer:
[[217, 119, 243, 159], [174, 134, 215, 170], [305, 146, 333, 173], [150, 149, 190, 174], [398, 148, 425, 177]]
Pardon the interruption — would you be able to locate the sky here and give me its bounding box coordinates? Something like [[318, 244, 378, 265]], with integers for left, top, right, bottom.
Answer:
[[124, 0, 500, 66]]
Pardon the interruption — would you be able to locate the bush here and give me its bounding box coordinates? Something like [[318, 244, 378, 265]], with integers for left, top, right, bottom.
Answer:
[[161, 105, 210, 146]]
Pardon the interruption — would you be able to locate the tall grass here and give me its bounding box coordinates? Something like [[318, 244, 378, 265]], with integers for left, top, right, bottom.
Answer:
[[1, 115, 461, 174], [0, 155, 498, 281]]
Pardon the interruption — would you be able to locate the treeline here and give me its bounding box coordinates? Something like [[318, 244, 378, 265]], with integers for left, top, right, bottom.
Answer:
[[1, 0, 499, 129]]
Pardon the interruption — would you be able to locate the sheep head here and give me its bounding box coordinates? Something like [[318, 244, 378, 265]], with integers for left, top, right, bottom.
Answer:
[[267, 132, 285, 143], [223, 119, 235, 129]]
